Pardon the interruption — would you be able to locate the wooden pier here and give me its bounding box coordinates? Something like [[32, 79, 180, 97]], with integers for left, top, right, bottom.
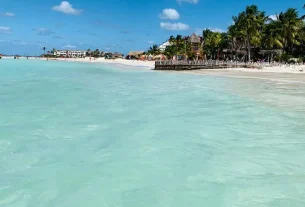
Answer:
[[154, 60, 258, 71]]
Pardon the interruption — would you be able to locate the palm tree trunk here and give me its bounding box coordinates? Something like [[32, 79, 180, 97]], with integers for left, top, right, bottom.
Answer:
[[231, 39, 234, 60], [247, 34, 251, 62], [271, 53, 273, 62], [283, 38, 287, 54]]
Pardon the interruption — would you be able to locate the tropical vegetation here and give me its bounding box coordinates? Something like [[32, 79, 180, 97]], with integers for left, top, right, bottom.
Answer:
[[148, 4, 305, 62]]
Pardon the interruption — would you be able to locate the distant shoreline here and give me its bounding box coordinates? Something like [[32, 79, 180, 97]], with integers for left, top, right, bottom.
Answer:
[[43, 57, 305, 74], [44, 57, 155, 69], [43, 57, 305, 83], [4, 57, 305, 83]]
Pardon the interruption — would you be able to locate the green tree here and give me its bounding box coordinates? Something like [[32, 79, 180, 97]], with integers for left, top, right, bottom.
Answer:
[[147, 44, 161, 55], [276, 8, 302, 53], [175, 35, 185, 56], [203, 29, 222, 59], [169, 35, 176, 44], [164, 45, 176, 59], [42, 47, 46, 54], [86, 49, 91, 57], [262, 19, 283, 50], [234, 5, 266, 61], [164, 35, 187, 59], [93, 49, 100, 57]]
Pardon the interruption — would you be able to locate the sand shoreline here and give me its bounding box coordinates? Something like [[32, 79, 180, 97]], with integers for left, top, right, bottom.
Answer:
[[46, 57, 156, 69], [182, 69, 305, 84], [44, 57, 305, 72], [37, 57, 305, 83]]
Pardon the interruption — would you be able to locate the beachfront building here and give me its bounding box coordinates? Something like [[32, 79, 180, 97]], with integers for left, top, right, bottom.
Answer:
[[126, 51, 144, 59], [54, 50, 86, 58], [158, 41, 171, 52], [188, 33, 202, 55], [113, 52, 124, 59]]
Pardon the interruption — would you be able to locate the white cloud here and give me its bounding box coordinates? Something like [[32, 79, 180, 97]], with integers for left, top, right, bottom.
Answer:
[[0, 26, 12, 34], [4, 12, 15, 17], [229, 21, 235, 26], [146, 40, 155, 44], [209, 28, 225, 33], [195, 28, 203, 35], [63, 44, 76, 48], [177, 0, 198, 4], [34, 28, 54, 36], [53, 35, 66, 39], [195, 28, 225, 34], [269, 15, 277, 21], [160, 22, 190, 31], [12, 41, 30, 45], [159, 9, 180, 20], [52, 1, 82, 15]]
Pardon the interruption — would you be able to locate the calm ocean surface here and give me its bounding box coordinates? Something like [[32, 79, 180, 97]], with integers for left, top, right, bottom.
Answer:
[[1, 59, 305, 207]]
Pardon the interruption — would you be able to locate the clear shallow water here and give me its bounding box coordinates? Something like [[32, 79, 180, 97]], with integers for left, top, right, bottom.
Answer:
[[1, 59, 305, 207]]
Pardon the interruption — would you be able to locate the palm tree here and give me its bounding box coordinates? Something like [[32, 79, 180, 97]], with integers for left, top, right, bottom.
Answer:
[[234, 5, 266, 61], [86, 49, 91, 57], [276, 8, 302, 53], [261, 20, 283, 62], [262, 19, 283, 50], [203, 29, 222, 59], [52, 48, 57, 54], [93, 49, 100, 57], [148, 44, 161, 55], [169, 35, 175, 43], [42, 47, 46, 54], [171, 35, 185, 58], [164, 45, 176, 59], [219, 32, 229, 59], [164, 35, 185, 59], [228, 24, 239, 59]]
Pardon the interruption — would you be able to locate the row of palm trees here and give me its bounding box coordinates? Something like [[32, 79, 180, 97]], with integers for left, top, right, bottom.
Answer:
[[86, 49, 102, 57], [147, 35, 196, 59], [148, 4, 305, 62], [42, 47, 57, 55], [228, 5, 305, 61]]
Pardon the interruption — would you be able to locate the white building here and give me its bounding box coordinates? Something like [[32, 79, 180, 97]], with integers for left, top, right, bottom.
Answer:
[[54, 50, 86, 57], [158, 41, 171, 52]]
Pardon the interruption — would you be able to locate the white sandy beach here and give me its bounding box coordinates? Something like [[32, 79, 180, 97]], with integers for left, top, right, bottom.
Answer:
[[48, 57, 156, 69], [44, 57, 305, 74]]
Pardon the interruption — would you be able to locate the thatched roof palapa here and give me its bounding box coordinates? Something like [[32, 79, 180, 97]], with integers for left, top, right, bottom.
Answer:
[[128, 51, 144, 57], [188, 33, 201, 44]]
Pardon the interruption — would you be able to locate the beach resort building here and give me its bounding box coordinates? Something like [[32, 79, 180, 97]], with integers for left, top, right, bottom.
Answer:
[[127, 51, 144, 59], [187, 33, 202, 55], [158, 41, 171, 52], [113, 52, 124, 59], [54, 50, 86, 57]]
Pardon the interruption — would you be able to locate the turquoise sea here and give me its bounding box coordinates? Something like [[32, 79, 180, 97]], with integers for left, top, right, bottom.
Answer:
[[1, 59, 305, 207]]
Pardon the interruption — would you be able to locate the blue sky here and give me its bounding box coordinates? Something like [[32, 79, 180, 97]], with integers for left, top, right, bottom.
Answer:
[[0, 0, 304, 55]]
